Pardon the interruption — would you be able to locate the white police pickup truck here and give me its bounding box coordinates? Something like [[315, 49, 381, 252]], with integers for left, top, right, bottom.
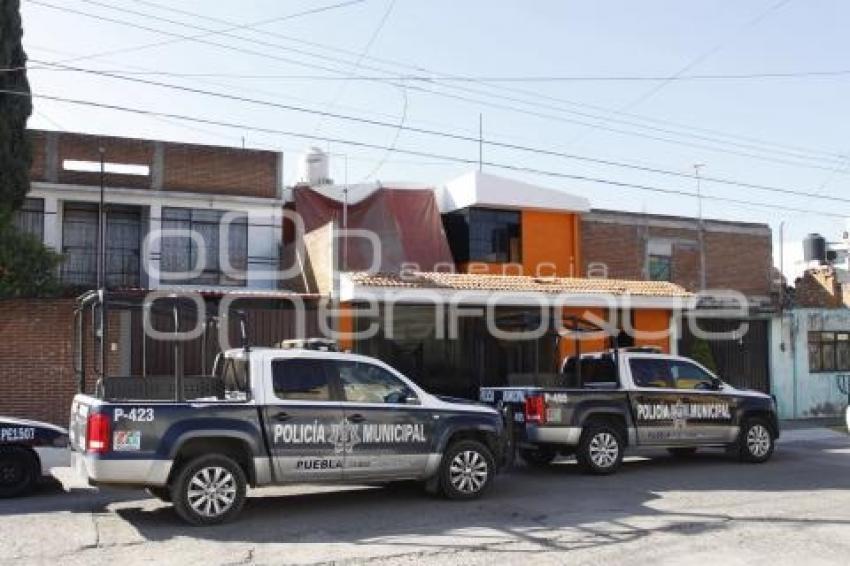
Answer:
[[1, 416, 69, 497], [70, 348, 505, 525]]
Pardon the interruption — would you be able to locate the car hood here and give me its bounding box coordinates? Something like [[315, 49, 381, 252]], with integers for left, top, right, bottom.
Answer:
[[721, 385, 771, 399]]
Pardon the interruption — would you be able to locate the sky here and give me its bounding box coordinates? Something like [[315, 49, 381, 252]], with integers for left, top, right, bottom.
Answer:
[[19, 0, 850, 282]]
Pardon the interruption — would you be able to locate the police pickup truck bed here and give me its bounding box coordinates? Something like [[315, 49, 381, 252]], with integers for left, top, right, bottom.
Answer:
[[71, 348, 504, 525], [480, 349, 779, 474]]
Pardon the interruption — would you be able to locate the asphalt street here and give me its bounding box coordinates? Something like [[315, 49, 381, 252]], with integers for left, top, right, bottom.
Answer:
[[1, 428, 848, 565]]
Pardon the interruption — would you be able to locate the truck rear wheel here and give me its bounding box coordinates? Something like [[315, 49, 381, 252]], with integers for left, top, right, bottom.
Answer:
[[520, 447, 557, 468], [439, 440, 495, 500], [576, 423, 624, 475], [171, 454, 247, 525], [0, 446, 38, 498]]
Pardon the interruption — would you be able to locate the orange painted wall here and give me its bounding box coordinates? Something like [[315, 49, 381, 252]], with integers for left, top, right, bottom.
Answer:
[[556, 307, 672, 365], [338, 302, 354, 351], [632, 309, 671, 353], [456, 210, 581, 277], [558, 307, 608, 361], [522, 210, 581, 278]]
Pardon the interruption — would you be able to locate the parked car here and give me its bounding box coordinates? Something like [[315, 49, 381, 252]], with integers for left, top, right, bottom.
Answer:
[[70, 348, 505, 525], [480, 348, 779, 474], [0, 416, 69, 498]]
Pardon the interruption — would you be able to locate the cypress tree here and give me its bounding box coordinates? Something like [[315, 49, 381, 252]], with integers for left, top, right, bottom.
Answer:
[[0, 0, 60, 298], [0, 0, 32, 216]]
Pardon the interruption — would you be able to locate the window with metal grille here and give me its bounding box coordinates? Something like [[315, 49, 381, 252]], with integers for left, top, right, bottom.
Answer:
[[13, 197, 44, 240], [61, 202, 142, 288], [61, 203, 98, 287], [808, 331, 850, 372], [160, 207, 247, 286]]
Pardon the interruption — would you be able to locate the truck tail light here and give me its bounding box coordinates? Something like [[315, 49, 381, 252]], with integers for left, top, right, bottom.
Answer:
[[86, 412, 111, 453], [525, 395, 547, 425]]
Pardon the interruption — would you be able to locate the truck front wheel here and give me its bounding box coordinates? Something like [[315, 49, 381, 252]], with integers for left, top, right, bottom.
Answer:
[[737, 418, 775, 463], [171, 454, 247, 525], [576, 423, 624, 475], [439, 440, 495, 500], [0, 446, 38, 498]]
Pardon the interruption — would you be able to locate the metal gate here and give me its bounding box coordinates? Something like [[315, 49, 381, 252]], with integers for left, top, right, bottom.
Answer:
[[678, 317, 771, 393]]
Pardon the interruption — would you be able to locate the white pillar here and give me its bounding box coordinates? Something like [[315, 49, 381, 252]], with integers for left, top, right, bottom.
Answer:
[[669, 309, 680, 356], [43, 196, 61, 251]]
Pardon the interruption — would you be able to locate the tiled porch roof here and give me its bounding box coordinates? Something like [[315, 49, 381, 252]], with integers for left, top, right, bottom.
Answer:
[[347, 272, 692, 297]]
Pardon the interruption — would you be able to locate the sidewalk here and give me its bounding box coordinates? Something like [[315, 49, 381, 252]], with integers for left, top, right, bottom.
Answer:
[[780, 416, 844, 430], [779, 417, 848, 443]]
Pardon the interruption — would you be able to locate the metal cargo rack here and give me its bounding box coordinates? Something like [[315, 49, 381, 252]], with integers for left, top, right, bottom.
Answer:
[[73, 289, 251, 402]]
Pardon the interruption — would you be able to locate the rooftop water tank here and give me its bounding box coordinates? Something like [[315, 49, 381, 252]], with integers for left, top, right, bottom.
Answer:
[[803, 233, 827, 263], [296, 147, 331, 186]]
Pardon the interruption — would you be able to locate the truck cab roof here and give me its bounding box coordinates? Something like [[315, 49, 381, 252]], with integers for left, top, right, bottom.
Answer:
[[222, 347, 380, 366]]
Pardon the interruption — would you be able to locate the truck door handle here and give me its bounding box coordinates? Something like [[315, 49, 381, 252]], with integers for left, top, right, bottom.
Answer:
[[347, 414, 366, 424], [274, 412, 292, 422]]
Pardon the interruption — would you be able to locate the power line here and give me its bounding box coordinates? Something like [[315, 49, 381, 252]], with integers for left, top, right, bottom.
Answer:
[[28, 0, 849, 170], [29, 59, 850, 206], [9, 87, 850, 219], [23, 68, 850, 81], [125, 0, 844, 165], [313, 0, 397, 135], [567, 0, 793, 146], [26, 41, 492, 145], [65, 0, 367, 64]]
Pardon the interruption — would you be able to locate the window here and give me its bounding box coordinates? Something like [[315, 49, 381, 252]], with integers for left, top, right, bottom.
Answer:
[[808, 331, 850, 372], [648, 255, 672, 281], [272, 359, 332, 401], [562, 356, 619, 388], [13, 198, 44, 240], [647, 239, 672, 282], [669, 360, 716, 390], [61, 202, 142, 288], [161, 207, 247, 286], [629, 358, 674, 389], [328, 361, 415, 404], [105, 205, 142, 287], [443, 207, 521, 263]]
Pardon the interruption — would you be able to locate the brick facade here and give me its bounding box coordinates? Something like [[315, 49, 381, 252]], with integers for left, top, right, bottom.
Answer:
[[582, 210, 773, 299], [0, 299, 78, 426], [0, 299, 126, 426], [794, 267, 850, 308], [161, 142, 278, 197], [27, 129, 281, 198]]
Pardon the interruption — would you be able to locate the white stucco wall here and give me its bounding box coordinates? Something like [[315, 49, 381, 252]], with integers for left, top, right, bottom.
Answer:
[[31, 183, 284, 291], [770, 309, 850, 419]]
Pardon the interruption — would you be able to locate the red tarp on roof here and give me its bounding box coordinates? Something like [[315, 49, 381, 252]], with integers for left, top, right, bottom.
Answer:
[[294, 187, 454, 272]]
